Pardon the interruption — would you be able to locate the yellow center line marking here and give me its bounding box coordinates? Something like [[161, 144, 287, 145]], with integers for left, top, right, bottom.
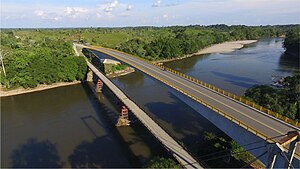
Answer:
[[94, 48, 285, 136]]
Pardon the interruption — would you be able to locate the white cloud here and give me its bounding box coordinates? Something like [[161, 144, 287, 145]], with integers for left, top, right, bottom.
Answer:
[[34, 10, 44, 16], [103, 0, 119, 13], [33, 10, 62, 21], [152, 0, 161, 7], [64, 7, 88, 18]]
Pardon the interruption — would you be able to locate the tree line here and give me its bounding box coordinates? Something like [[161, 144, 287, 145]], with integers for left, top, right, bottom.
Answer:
[[116, 25, 299, 60], [1, 32, 87, 89], [283, 28, 300, 56]]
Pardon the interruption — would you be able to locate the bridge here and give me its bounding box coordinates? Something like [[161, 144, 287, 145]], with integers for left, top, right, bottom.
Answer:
[[86, 61, 203, 168], [81, 45, 300, 168]]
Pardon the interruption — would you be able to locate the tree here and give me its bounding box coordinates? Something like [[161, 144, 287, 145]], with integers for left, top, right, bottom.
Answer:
[[283, 29, 300, 56], [245, 75, 300, 120], [145, 157, 181, 168]]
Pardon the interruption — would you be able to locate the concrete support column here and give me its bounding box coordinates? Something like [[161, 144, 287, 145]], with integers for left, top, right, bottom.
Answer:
[[86, 68, 93, 82]]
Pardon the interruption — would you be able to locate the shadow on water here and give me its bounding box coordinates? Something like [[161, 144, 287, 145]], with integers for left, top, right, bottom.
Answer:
[[79, 82, 169, 167], [278, 52, 300, 73], [224, 80, 255, 89], [112, 71, 145, 87], [164, 54, 209, 71], [144, 91, 224, 147], [211, 71, 258, 84], [97, 83, 173, 165], [68, 136, 129, 168], [10, 138, 62, 168], [79, 82, 139, 167], [80, 115, 106, 138]]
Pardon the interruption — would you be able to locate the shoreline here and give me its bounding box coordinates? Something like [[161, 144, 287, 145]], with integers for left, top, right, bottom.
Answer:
[[153, 40, 258, 63], [1, 81, 81, 97]]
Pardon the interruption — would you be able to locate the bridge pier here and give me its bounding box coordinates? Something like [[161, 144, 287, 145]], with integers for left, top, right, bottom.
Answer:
[[116, 105, 130, 127], [86, 68, 93, 82], [168, 86, 300, 168], [95, 79, 103, 93]]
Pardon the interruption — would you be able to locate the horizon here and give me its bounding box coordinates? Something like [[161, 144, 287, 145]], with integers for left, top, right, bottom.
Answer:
[[1, 23, 300, 29], [2, 0, 300, 28]]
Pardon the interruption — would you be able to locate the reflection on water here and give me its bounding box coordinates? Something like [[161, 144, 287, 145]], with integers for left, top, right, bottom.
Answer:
[[11, 138, 62, 168], [1, 83, 169, 168], [279, 53, 300, 73], [164, 38, 299, 95]]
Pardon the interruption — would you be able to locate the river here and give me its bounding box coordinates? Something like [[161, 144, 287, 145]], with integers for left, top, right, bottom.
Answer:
[[1, 84, 170, 168], [164, 38, 299, 95], [2, 38, 298, 168]]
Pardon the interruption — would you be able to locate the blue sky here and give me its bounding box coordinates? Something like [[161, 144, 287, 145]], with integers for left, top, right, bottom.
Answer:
[[1, 0, 300, 28]]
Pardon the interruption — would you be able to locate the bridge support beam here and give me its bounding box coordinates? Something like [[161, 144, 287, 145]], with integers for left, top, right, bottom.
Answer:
[[168, 86, 300, 168]]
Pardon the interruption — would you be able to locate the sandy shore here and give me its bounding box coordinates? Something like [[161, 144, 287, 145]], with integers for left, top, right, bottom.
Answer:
[[195, 40, 257, 55], [1, 81, 81, 97], [154, 40, 257, 63]]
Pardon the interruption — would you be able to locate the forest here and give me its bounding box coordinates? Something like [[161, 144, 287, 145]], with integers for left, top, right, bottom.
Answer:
[[245, 75, 300, 120], [0, 32, 87, 89], [283, 28, 300, 56]]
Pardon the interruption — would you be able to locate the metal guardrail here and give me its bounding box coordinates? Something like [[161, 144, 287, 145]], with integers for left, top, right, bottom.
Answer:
[[86, 46, 300, 158]]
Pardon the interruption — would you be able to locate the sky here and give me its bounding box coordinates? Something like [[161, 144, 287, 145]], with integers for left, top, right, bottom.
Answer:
[[1, 0, 300, 28]]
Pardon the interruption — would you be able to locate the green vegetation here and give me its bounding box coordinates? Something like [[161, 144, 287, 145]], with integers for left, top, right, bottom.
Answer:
[[198, 132, 262, 168], [111, 64, 128, 72], [1, 31, 87, 89], [102, 63, 128, 74], [283, 28, 300, 56], [145, 157, 181, 168], [245, 75, 300, 120]]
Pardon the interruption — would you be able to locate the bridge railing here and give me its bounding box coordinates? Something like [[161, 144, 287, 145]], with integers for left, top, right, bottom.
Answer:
[[87, 45, 300, 158], [154, 63, 300, 128], [91, 45, 299, 128]]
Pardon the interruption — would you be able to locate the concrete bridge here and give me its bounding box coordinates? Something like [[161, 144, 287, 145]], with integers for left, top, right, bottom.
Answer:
[[82, 45, 300, 168], [86, 61, 203, 168]]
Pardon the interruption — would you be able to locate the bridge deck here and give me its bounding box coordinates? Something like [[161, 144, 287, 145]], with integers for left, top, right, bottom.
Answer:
[[87, 62, 203, 169], [88, 47, 300, 158]]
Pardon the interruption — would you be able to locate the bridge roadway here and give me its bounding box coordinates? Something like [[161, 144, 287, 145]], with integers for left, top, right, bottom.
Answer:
[[88, 47, 300, 158], [86, 62, 203, 169]]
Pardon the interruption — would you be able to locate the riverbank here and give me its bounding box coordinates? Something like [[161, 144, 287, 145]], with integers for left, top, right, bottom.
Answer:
[[153, 40, 257, 63], [1, 81, 81, 97]]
